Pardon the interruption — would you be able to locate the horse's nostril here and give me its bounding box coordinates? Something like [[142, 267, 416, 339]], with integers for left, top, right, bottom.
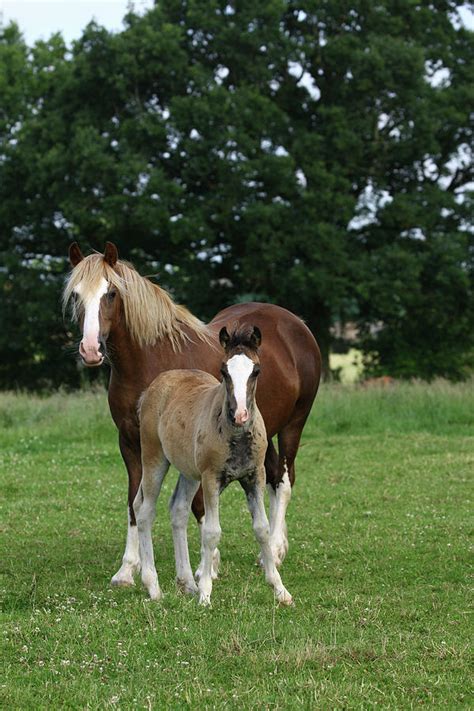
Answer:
[[99, 339, 106, 355]]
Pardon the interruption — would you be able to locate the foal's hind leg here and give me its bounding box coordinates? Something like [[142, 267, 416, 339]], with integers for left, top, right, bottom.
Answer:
[[242, 468, 292, 605], [169, 474, 200, 596], [133, 452, 170, 601]]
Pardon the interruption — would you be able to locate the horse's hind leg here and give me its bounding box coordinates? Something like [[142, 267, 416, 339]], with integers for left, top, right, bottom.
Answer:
[[264, 438, 279, 535], [271, 411, 308, 567], [111, 431, 142, 587], [169, 474, 200, 595], [242, 468, 292, 605], [133, 450, 170, 601]]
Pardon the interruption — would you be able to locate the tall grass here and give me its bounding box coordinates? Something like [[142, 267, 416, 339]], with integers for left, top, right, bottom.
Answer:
[[1, 379, 472, 442], [312, 379, 474, 437]]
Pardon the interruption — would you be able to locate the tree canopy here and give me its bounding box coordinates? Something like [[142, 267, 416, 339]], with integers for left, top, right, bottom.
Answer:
[[0, 1, 472, 388]]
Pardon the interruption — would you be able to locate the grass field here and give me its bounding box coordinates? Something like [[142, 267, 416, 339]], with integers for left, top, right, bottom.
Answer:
[[1, 382, 472, 709]]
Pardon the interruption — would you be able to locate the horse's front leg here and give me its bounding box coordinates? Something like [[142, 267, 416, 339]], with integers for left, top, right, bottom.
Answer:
[[197, 474, 221, 606], [111, 429, 142, 587], [242, 468, 293, 606]]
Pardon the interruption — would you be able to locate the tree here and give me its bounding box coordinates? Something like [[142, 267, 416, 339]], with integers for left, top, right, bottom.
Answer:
[[0, 1, 472, 388]]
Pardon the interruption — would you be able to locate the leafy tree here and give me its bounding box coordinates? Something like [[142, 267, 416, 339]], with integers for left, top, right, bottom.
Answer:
[[0, 1, 472, 388]]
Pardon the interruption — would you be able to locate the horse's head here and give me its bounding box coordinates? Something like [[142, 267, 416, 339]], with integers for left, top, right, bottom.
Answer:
[[219, 325, 261, 427], [65, 242, 123, 367]]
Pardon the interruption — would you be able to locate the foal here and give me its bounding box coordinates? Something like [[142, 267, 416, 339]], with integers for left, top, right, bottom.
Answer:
[[134, 325, 292, 606]]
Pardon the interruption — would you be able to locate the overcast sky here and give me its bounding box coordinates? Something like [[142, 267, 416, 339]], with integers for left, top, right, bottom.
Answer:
[[0, 0, 154, 45], [1, 0, 473, 46]]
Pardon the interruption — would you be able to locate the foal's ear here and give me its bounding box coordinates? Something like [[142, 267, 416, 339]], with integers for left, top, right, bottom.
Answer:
[[219, 327, 230, 349], [69, 242, 84, 267], [251, 326, 262, 349], [104, 241, 119, 267]]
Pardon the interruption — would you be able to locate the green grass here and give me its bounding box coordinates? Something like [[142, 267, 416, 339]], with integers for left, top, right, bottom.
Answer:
[[1, 382, 472, 709]]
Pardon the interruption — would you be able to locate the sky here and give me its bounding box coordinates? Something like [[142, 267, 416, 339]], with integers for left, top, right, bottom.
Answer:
[[1, 0, 473, 45], [0, 0, 155, 45]]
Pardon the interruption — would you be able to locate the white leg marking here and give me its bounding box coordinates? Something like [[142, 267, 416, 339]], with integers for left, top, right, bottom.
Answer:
[[134, 460, 169, 600], [247, 473, 292, 605], [111, 509, 141, 587], [169, 475, 200, 595], [269, 458, 292, 567], [197, 495, 221, 606], [195, 515, 221, 581]]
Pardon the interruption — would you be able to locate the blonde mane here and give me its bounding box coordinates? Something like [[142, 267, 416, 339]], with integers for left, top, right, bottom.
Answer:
[[63, 253, 213, 351]]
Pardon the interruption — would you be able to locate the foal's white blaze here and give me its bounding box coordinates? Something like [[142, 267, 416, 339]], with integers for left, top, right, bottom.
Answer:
[[74, 277, 108, 365], [226, 353, 254, 425]]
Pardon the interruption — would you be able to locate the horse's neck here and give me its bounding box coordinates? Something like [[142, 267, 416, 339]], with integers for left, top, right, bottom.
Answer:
[[106, 324, 169, 398]]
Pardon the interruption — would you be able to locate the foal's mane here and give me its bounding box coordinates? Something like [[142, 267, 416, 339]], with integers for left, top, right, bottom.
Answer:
[[63, 253, 213, 351]]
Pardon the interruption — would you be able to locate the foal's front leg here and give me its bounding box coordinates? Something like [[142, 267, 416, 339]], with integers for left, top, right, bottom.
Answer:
[[197, 474, 222, 606], [169, 473, 200, 595], [133, 456, 170, 601], [243, 468, 293, 606]]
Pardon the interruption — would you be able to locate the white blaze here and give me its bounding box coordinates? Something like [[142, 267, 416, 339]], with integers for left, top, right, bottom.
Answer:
[[74, 277, 108, 363], [227, 353, 254, 423]]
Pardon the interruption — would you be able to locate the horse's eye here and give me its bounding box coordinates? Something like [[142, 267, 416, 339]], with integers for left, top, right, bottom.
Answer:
[[107, 290, 117, 301], [252, 366, 260, 377], [220, 367, 228, 379]]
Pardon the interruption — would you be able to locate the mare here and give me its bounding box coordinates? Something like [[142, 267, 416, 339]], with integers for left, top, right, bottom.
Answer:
[[135, 325, 292, 606], [64, 242, 321, 585]]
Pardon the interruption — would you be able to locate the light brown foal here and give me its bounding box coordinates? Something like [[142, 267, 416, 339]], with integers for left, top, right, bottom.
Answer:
[[134, 325, 292, 606]]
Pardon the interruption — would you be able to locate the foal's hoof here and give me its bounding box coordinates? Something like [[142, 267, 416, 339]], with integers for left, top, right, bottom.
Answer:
[[177, 578, 198, 596], [147, 585, 163, 602], [111, 572, 136, 588], [276, 588, 293, 606], [198, 592, 211, 607]]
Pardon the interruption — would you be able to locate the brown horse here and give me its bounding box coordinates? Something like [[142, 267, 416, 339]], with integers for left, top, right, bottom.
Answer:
[[64, 242, 321, 586], [135, 325, 292, 606]]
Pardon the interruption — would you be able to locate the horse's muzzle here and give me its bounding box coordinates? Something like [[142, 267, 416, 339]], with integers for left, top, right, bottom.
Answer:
[[79, 340, 104, 367]]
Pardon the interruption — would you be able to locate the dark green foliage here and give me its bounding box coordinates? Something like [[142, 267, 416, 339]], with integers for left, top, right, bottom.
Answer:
[[0, 1, 472, 388]]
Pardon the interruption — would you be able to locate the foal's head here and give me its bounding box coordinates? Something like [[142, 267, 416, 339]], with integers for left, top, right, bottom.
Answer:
[[219, 325, 262, 427]]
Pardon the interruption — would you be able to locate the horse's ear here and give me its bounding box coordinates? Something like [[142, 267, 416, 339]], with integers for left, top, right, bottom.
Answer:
[[251, 326, 262, 349], [219, 327, 230, 349], [69, 242, 84, 267], [104, 242, 118, 267]]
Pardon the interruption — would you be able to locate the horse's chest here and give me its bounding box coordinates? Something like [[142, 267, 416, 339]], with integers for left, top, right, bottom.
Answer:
[[220, 432, 256, 491]]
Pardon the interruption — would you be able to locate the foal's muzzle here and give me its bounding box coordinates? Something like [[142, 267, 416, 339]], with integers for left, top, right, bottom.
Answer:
[[228, 407, 249, 427]]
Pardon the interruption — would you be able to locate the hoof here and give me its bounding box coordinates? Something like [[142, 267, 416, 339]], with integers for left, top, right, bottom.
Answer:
[[177, 578, 198, 596], [148, 585, 163, 602], [198, 592, 211, 606], [276, 588, 293, 606], [111, 573, 136, 588]]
